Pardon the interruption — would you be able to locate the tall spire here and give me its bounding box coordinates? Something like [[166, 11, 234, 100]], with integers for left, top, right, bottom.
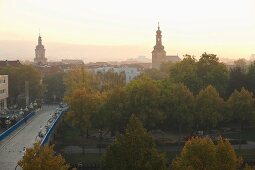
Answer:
[[155, 23, 162, 47], [38, 29, 42, 45], [38, 35, 42, 45]]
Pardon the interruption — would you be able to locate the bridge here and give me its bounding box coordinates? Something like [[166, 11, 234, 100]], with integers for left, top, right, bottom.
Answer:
[[0, 105, 67, 170]]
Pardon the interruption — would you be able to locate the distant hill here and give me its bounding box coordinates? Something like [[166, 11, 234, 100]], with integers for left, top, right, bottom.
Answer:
[[125, 56, 151, 63]]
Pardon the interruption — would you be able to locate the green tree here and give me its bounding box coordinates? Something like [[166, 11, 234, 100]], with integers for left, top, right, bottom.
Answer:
[[143, 61, 173, 81], [143, 68, 168, 80], [195, 85, 224, 130], [197, 53, 229, 96], [43, 72, 65, 103], [169, 55, 202, 94], [103, 115, 166, 170], [226, 67, 247, 97], [171, 137, 241, 170], [18, 142, 69, 170], [227, 87, 255, 150], [0, 65, 42, 106], [247, 62, 255, 94], [92, 87, 127, 136], [126, 75, 164, 129], [162, 83, 194, 143]]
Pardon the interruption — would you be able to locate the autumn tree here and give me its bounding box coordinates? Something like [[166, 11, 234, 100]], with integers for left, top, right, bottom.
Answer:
[[64, 67, 95, 97], [103, 115, 166, 170], [171, 137, 241, 170], [195, 85, 225, 130], [227, 87, 255, 150], [18, 142, 69, 170], [66, 88, 102, 138], [215, 137, 242, 170]]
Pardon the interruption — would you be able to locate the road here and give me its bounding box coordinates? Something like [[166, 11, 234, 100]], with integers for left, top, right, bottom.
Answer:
[[0, 105, 57, 170]]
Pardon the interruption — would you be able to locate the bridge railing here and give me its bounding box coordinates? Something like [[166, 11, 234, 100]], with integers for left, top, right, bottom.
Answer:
[[0, 110, 36, 141], [40, 107, 68, 146]]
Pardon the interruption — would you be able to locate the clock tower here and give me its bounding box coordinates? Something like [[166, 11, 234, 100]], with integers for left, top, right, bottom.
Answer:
[[34, 34, 47, 65]]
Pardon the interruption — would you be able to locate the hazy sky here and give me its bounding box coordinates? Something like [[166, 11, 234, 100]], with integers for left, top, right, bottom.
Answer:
[[0, 0, 255, 62]]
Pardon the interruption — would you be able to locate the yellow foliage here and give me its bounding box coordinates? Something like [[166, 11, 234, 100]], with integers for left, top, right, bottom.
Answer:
[[18, 142, 70, 170], [172, 137, 241, 170]]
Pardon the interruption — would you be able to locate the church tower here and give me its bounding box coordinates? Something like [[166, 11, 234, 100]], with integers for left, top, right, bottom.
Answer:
[[34, 34, 47, 65], [152, 23, 166, 69]]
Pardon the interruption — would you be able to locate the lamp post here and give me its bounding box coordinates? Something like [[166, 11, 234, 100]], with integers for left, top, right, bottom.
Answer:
[[99, 129, 103, 154]]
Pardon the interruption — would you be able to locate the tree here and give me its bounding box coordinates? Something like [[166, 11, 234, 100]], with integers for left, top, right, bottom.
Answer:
[[247, 62, 255, 94], [92, 87, 127, 136], [143, 61, 173, 81], [171, 137, 241, 170], [195, 85, 224, 130], [125, 75, 164, 129], [226, 67, 247, 97], [66, 88, 102, 138], [162, 83, 194, 143], [197, 53, 229, 96], [0, 65, 43, 106], [143, 68, 168, 80], [227, 87, 255, 150], [64, 67, 93, 97], [103, 115, 166, 170], [43, 72, 65, 103], [215, 137, 241, 170], [172, 137, 216, 170], [234, 58, 247, 69], [169, 55, 202, 94], [18, 142, 69, 170], [96, 70, 126, 91]]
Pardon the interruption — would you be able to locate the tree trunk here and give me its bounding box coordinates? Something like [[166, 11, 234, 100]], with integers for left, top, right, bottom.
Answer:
[[239, 121, 243, 152], [86, 128, 89, 139], [178, 125, 182, 150], [82, 144, 85, 155]]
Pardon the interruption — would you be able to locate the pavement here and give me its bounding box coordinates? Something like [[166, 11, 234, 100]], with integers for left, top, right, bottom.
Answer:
[[0, 105, 58, 170]]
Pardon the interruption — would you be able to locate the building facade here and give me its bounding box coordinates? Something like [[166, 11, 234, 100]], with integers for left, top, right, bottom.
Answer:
[[0, 75, 8, 112], [34, 34, 47, 65], [93, 66, 140, 84], [152, 24, 181, 69]]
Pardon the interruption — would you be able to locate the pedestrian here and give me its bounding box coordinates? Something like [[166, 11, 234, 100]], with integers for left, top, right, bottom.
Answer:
[[22, 147, 26, 156], [38, 126, 43, 137]]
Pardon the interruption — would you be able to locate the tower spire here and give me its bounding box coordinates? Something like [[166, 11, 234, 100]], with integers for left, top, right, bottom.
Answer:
[[158, 22, 160, 30]]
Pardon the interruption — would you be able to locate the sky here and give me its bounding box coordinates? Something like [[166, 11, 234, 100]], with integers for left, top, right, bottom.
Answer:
[[0, 0, 255, 62]]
